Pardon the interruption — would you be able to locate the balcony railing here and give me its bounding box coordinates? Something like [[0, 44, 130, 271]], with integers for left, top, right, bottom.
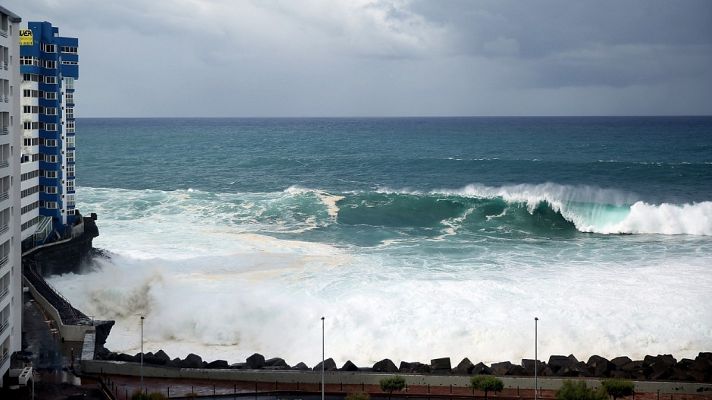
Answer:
[[0, 286, 7, 301], [0, 30, 7, 38], [0, 128, 8, 135], [0, 321, 7, 335], [0, 161, 8, 169], [0, 192, 8, 201], [0, 352, 8, 368], [0, 256, 7, 267], [0, 225, 8, 235]]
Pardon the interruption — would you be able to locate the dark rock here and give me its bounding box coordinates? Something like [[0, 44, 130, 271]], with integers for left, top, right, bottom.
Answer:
[[472, 362, 492, 375], [644, 354, 677, 380], [246, 353, 266, 369], [230, 363, 246, 369], [621, 361, 646, 379], [167, 358, 182, 368], [611, 356, 633, 368], [207, 360, 229, 369], [202, 361, 208, 368], [373, 359, 399, 373], [453, 358, 475, 375], [292, 362, 310, 370], [506, 365, 527, 376], [313, 358, 337, 371], [692, 352, 712, 380], [587, 355, 614, 377], [358, 367, 374, 372], [341, 360, 359, 371], [95, 347, 111, 360], [180, 353, 203, 368], [154, 350, 170, 364], [399, 361, 431, 374], [115, 353, 136, 363], [430, 357, 452, 373], [522, 359, 546, 376], [265, 357, 290, 369], [491, 361, 513, 375], [548, 355, 575, 373]]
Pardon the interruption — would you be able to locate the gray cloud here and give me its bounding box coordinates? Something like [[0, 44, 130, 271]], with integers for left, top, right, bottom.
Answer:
[[6, 0, 712, 116]]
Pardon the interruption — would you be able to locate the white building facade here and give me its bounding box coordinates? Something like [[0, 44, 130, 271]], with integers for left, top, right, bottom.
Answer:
[[0, 6, 24, 387]]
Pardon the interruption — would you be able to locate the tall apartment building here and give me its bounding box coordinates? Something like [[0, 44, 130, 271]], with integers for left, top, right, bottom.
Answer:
[[20, 21, 78, 245], [0, 6, 23, 387]]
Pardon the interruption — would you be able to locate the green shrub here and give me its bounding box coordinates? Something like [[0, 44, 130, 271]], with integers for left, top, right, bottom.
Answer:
[[601, 379, 635, 400], [556, 380, 607, 400], [379, 376, 406, 399], [470, 375, 504, 400], [345, 391, 371, 400]]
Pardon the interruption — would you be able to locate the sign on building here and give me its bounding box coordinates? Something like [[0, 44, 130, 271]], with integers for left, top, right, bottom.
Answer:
[[19, 29, 33, 46]]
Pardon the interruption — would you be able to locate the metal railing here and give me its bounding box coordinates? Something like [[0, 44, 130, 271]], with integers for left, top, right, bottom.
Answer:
[[0, 192, 8, 201], [0, 256, 7, 268], [0, 321, 7, 335], [0, 352, 8, 367], [0, 287, 7, 301], [0, 224, 8, 235], [0, 30, 7, 38], [0, 161, 8, 169], [0, 128, 8, 135]]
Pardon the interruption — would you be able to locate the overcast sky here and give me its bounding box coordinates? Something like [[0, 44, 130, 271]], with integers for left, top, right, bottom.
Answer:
[[6, 0, 712, 117]]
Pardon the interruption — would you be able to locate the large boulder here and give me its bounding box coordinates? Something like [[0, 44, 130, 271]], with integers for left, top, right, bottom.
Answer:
[[454, 358, 475, 375], [154, 350, 171, 364], [341, 360, 359, 371], [611, 356, 632, 369], [180, 353, 203, 368], [506, 365, 527, 376], [430, 357, 452, 373], [265, 357, 290, 369], [522, 359, 546, 376], [116, 353, 137, 363], [207, 360, 229, 369], [620, 360, 646, 380], [587, 355, 614, 377], [548, 355, 577, 374], [313, 358, 337, 371], [292, 362, 310, 370], [491, 361, 513, 375], [373, 359, 399, 373], [230, 363, 246, 369], [644, 354, 677, 380], [472, 362, 492, 375], [246, 353, 266, 369], [692, 352, 712, 382], [399, 361, 431, 374]]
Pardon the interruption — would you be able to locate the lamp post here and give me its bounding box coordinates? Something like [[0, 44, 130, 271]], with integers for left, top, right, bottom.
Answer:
[[140, 315, 145, 393], [534, 317, 539, 400], [321, 316, 325, 400]]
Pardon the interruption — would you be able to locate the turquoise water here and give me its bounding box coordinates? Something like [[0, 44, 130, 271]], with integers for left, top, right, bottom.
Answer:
[[52, 117, 712, 366]]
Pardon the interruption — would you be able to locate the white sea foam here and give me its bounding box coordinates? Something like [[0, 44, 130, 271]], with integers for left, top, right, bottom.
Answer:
[[54, 186, 712, 367], [433, 183, 712, 236]]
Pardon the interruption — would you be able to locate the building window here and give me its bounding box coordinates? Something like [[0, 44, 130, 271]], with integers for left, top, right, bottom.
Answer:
[[60, 60, 78, 65], [41, 43, 56, 53], [67, 150, 75, 163], [66, 120, 75, 133], [43, 60, 57, 69], [43, 154, 58, 163], [61, 46, 78, 54], [66, 164, 75, 177], [42, 107, 57, 116], [44, 123, 57, 131], [44, 139, 58, 147], [42, 186, 58, 194], [21, 185, 40, 198], [44, 92, 57, 100], [44, 170, 58, 179], [19, 56, 40, 66], [66, 180, 74, 192], [44, 76, 57, 84], [66, 108, 74, 119]]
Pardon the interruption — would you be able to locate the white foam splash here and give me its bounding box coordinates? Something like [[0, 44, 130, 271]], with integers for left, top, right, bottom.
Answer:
[[56, 185, 712, 367]]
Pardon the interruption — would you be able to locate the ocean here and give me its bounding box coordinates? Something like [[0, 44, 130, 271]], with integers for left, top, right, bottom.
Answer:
[[50, 116, 712, 367]]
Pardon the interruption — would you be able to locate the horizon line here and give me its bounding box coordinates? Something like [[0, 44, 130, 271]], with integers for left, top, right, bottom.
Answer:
[[76, 114, 712, 119]]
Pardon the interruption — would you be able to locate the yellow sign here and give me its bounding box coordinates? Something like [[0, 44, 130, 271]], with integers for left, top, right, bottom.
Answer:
[[19, 29, 33, 46]]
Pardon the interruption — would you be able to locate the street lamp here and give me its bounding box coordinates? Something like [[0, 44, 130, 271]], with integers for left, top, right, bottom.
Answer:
[[534, 317, 539, 400], [321, 316, 325, 400], [140, 315, 145, 393]]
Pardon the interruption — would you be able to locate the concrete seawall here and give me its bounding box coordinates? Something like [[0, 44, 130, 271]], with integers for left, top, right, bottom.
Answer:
[[81, 360, 712, 395]]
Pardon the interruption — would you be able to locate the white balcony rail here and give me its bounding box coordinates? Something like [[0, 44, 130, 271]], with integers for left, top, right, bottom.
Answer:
[[0, 225, 8, 235], [0, 256, 7, 267]]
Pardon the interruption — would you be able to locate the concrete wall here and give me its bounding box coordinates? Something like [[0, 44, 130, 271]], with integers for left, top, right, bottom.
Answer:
[[80, 360, 712, 395], [23, 275, 93, 341]]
